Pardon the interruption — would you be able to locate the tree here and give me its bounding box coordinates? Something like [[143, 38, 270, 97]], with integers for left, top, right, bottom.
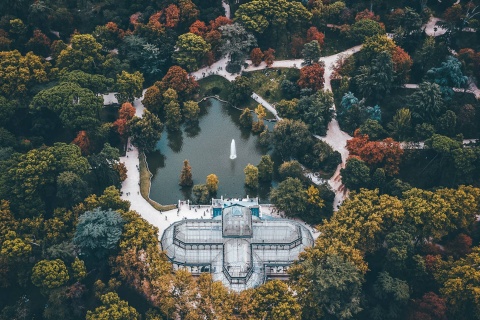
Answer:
[[252, 105, 266, 133], [436, 248, 480, 320], [297, 63, 325, 91], [407, 82, 444, 122], [71, 258, 87, 282], [408, 292, 447, 320], [252, 280, 301, 320], [347, 133, 404, 176], [173, 33, 211, 71], [26, 29, 51, 56], [387, 108, 412, 141], [257, 155, 274, 182], [119, 103, 136, 121], [359, 119, 386, 140], [297, 90, 334, 135], [164, 99, 182, 130], [30, 82, 102, 132], [31, 259, 69, 289], [73, 208, 125, 259], [229, 76, 252, 104], [183, 100, 200, 122], [290, 254, 363, 320], [276, 99, 299, 119], [391, 46, 413, 85], [128, 110, 164, 152], [234, 0, 311, 35], [179, 159, 193, 187], [142, 85, 163, 115], [349, 19, 385, 42], [59, 70, 113, 95], [239, 108, 253, 128], [355, 51, 394, 100], [263, 48, 275, 67], [56, 34, 104, 73], [93, 22, 124, 51], [192, 184, 209, 204], [427, 56, 468, 98], [219, 23, 257, 72], [0, 50, 50, 97], [306, 27, 325, 47], [341, 157, 371, 190], [72, 130, 91, 155], [115, 71, 144, 103], [86, 292, 139, 320], [279, 160, 304, 180], [158, 66, 198, 100], [361, 35, 396, 61], [272, 119, 313, 159], [250, 48, 264, 66], [56, 171, 89, 206], [244, 164, 259, 188], [206, 174, 219, 194], [270, 177, 307, 218], [302, 40, 321, 66], [370, 272, 410, 320]]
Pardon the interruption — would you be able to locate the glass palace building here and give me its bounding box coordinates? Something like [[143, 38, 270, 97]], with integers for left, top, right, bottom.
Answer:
[[161, 199, 314, 291]]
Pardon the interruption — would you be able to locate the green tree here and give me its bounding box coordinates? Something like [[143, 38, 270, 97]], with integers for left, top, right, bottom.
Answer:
[[302, 40, 321, 66], [355, 51, 394, 100], [86, 292, 139, 320], [73, 208, 125, 259], [408, 82, 444, 122], [31, 259, 69, 289], [115, 71, 144, 103], [30, 82, 102, 132], [174, 33, 211, 71], [56, 34, 105, 73], [206, 174, 219, 194], [244, 164, 259, 188], [179, 159, 193, 187], [270, 177, 307, 217], [272, 119, 313, 160], [427, 56, 468, 98], [276, 99, 299, 119], [0, 231, 32, 258], [183, 100, 200, 122], [165, 100, 182, 130], [279, 160, 304, 180], [56, 171, 90, 207], [297, 90, 334, 135], [341, 158, 371, 191], [59, 70, 113, 95], [359, 119, 386, 140], [290, 254, 363, 320], [128, 110, 164, 152], [349, 19, 385, 42], [239, 108, 253, 128], [257, 155, 274, 182], [387, 108, 412, 141], [252, 280, 301, 320], [229, 76, 252, 104], [192, 184, 210, 204], [370, 272, 410, 320]]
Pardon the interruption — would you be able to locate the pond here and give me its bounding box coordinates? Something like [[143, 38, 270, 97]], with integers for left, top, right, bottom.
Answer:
[[146, 98, 277, 205]]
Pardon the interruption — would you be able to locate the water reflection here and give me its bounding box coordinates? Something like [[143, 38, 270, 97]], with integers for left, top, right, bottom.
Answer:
[[147, 98, 277, 205]]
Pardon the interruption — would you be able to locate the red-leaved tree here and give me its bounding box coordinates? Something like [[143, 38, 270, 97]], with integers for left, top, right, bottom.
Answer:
[[250, 48, 263, 66], [263, 48, 275, 67], [306, 27, 325, 48], [297, 63, 325, 91], [72, 130, 91, 155]]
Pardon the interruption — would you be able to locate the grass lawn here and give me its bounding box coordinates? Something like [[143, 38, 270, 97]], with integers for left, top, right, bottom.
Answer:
[[246, 68, 300, 105]]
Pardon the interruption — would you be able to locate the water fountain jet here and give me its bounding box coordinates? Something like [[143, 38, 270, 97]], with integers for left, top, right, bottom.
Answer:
[[230, 139, 237, 159]]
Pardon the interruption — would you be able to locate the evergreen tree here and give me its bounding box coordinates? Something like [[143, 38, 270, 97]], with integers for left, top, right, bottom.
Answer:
[[179, 159, 193, 187]]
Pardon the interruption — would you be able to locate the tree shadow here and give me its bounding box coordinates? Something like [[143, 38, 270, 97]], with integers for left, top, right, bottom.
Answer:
[[167, 129, 183, 153]]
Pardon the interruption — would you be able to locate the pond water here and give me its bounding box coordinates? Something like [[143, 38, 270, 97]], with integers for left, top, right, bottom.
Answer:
[[147, 98, 276, 205]]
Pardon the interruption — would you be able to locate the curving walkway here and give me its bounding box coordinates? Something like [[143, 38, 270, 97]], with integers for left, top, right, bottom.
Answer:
[[222, 0, 231, 19]]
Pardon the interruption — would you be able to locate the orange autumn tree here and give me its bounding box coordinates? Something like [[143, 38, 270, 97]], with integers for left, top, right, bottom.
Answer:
[[290, 36, 305, 58], [164, 4, 180, 28], [306, 27, 325, 48], [72, 130, 91, 155], [346, 131, 404, 175], [250, 48, 264, 66], [297, 63, 325, 91], [157, 65, 198, 99], [391, 46, 413, 84], [263, 48, 275, 67], [189, 20, 208, 36], [119, 102, 136, 120]]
